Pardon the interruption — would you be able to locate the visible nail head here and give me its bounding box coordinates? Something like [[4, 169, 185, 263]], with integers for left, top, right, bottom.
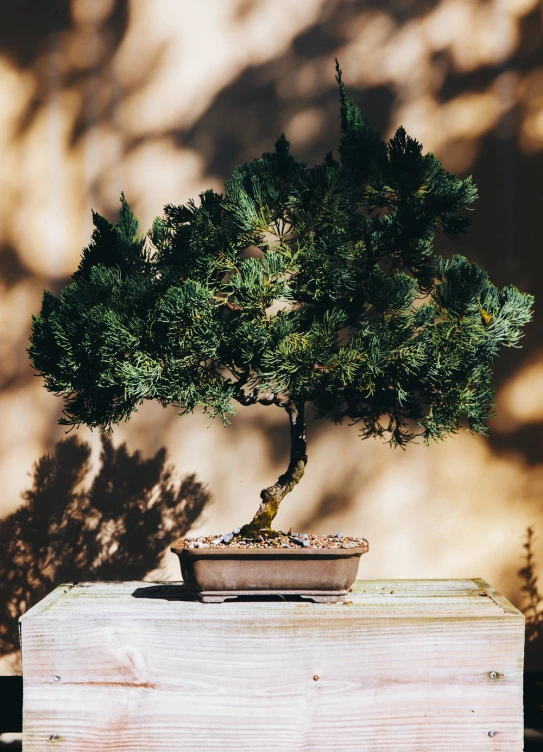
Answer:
[[52, 675, 60, 682], [313, 674, 319, 681], [488, 730, 497, 737], [489, 671, 498, 679], [49, 734, 59, 741]]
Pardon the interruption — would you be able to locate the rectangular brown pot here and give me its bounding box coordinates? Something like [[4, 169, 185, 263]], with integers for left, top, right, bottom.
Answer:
[[170, 544, 369, 602]]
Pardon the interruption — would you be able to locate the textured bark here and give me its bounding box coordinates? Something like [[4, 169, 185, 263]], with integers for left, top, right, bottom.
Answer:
[[244, 402, 307, 534]]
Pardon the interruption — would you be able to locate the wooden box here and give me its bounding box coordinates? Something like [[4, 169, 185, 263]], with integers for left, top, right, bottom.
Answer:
[[19, 579, 524, 751]]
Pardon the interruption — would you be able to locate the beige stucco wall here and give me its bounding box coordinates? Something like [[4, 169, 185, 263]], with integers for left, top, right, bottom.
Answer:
[[2, 0, 543, 671]]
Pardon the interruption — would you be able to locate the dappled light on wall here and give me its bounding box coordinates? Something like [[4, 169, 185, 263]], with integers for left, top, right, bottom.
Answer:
[[494, 353, 543, 433]]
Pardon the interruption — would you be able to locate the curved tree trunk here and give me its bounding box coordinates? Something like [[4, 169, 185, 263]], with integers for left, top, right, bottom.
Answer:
[[243, 401, 307, 534]]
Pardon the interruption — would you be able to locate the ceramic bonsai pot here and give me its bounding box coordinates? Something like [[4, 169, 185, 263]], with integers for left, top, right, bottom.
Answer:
[[170, 542, 369, 602]]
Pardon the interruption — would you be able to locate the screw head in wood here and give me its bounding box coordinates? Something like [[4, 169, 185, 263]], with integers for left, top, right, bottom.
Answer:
[[489, 671, 498, 679], [313, 675, 319, 681], [52, 675, 60, 682], [488, 730, 497, 737], [49, 734, 59, 741]]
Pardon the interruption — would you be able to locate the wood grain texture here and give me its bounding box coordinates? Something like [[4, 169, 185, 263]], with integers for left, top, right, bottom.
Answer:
[[20, 579, 524, 751]]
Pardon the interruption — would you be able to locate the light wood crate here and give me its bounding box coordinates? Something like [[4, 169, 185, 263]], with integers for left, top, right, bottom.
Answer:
[[19, 579, 524, 751]]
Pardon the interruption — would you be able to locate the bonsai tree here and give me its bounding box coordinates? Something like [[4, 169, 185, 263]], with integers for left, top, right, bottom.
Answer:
[[29, 63, 533, 537]]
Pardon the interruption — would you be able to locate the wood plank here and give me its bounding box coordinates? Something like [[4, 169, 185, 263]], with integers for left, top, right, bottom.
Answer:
[[22, 687, 522, 751], [473, 578, 524, 616], [351, 579, 484, 594], [20, 582, 76, 619], [20, 580, 524, 751], [19, 579, 520, 618]]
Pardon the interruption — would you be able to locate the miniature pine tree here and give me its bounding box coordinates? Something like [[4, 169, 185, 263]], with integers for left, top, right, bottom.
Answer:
[[29, 63, 533, 536]]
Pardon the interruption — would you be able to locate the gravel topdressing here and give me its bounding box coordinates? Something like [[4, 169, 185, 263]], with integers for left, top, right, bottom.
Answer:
[[173, 532, 369, 550]]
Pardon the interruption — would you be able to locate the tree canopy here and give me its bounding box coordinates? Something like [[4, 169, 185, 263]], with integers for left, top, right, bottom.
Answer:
[[30, 63, 533, 485]]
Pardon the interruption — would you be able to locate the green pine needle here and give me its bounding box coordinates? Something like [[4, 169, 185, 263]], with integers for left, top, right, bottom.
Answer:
[[29, 65, 533, 450]]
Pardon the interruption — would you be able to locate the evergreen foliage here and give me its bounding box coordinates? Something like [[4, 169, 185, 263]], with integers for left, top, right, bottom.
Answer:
[[29, 63, 533, 529]]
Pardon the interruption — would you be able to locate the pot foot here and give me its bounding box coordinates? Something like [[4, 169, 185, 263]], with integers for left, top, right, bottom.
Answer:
[[198, 589, 348, 603]]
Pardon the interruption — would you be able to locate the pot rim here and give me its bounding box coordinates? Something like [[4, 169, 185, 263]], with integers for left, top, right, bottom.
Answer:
[[171, 544, 369, 557]]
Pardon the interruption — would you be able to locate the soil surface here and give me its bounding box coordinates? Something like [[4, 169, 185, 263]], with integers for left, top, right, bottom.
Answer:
[[173, 532, 368, 550]]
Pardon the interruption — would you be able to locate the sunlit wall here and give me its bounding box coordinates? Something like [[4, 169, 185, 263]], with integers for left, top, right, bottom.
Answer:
[[1, 0, 543, 672]]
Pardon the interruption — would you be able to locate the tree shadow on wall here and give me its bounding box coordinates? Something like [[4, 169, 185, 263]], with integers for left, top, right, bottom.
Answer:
[[0, 435, 211, 667]]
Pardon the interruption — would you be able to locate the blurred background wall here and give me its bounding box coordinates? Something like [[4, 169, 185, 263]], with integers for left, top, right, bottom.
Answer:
[[1, 0, 543, 675]]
